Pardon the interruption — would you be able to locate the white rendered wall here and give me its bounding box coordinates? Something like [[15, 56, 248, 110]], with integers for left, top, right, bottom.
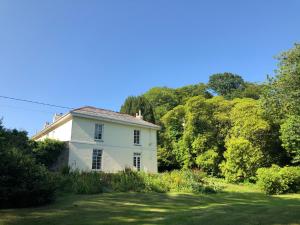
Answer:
[[69, 116, 157, 173], [37, 119, 72, 141]]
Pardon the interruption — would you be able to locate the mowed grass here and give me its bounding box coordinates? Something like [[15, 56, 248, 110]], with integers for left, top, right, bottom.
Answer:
[[1, 181, 300, 225]]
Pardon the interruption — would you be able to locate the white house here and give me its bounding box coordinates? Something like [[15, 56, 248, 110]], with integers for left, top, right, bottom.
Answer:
[[32, 106, 160, 173]]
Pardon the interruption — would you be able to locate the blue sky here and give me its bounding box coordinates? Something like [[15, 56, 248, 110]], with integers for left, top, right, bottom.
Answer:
[[0, 0, 299, 136]]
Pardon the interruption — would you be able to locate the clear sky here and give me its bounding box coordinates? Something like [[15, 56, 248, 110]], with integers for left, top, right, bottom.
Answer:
[[0, 0, 299, 136]]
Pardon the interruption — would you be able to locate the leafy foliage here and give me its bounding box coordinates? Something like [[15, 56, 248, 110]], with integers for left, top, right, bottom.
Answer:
[[120, 95, 155, 123], [280, 115, 300, 164], [0, 146, 56, 208], [208, 72, 245, 97], [257, 165, 300, 195], [32, 138, 66, 168], [160, 96, 232, 174], [0, 121, 64, 208], [261, 43, 300, 122], [143, 87, 180, 122], [221, 137, 264, 182]]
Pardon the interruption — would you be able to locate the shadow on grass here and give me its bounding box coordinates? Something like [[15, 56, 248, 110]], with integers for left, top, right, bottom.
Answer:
[[1, 191, 300, 225]]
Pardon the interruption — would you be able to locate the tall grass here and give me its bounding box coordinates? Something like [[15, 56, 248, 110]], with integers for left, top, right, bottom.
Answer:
[[55, 169, 218, 194]]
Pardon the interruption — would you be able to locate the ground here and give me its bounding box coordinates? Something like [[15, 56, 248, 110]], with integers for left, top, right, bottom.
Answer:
[[1, 181, 300, 225]]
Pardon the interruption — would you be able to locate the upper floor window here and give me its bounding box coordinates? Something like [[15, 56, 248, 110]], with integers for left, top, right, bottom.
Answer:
[[134, 130, 140, 145], [94, 124, 103, 140]]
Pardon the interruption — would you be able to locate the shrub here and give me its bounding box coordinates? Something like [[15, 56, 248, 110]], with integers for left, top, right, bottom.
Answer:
[[0, 147, 56, 208], [256, 165, 300, 195], [32, 139, 66, 168], [221, 137, 264, 183]]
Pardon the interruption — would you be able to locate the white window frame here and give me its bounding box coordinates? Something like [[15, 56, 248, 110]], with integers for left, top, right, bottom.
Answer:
[[94, 124, 104, 141], [134, 130, 141, 145], [92, 149, 102, 171], [133, 152, 141, 171]]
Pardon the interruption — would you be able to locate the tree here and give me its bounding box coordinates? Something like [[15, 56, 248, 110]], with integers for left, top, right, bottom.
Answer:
[[0, 121, 56, 208], [120, 96, 155, 123], [260, 44, 300, 165], [159, 105, 186, 171], [228, 82, 265, 100], [241, 82, 265, 99], [261, 43, 300, 123], [229, 98, 271, 149], [220, 98, 283, 182], [176, 96, 215, 169], [220, 137, 264, 182], [175, 83, 212, 103], [143, 87, 179, 122], [280, 115, 300, 164], [208, 72, 245, 97]]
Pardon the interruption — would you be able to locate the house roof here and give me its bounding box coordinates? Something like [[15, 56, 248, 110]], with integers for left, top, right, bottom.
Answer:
[[71, 106, 160, 129], [32, 106, 160, 140]]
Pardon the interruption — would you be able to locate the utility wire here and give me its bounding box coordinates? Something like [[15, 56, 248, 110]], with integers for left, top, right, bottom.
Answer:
[[0, 95, 126, 117], [0, 95, 73, 110]]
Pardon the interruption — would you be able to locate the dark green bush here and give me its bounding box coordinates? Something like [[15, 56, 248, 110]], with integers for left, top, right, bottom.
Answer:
[[0, 147, 56, 208], [32, 138, 66, 168], [256, 165, 300, 195]]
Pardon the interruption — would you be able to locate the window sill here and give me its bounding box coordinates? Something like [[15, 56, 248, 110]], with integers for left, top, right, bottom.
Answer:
[[95, 139, 104, 142], [134, 144, 142, 146]]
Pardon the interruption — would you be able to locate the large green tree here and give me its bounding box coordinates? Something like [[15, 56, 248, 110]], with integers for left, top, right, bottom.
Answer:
[[158, 105, 186, 171], [280, 115, 300, 164], [228, 82, 265, 100], [143, 87, 180, 122], [208, 72, 245, 97], [143, 84, 211, 123], [160, 96, 233, 174], [261, 43, 300, 165], [261, 43, 300, 122], [221, 98, 282, 182], [120, 96, 155, 123]]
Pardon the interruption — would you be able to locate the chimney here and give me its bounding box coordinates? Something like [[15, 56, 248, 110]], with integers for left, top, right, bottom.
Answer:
[[53, 113, 63, 122], [44, 122, 50, 129], [136, 110, 143, 120]]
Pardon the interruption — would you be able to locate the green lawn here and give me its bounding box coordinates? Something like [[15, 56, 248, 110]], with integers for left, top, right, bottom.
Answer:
[[1, 182, 300, 225]]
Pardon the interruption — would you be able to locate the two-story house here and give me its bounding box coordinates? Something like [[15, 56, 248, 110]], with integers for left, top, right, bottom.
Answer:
[[32, 106, 160, 173]]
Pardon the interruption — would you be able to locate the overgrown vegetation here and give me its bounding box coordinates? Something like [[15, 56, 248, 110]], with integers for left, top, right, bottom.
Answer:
[[56, 169, 218, 194], [0, 122, 65, 208], [0, 147, 56, 208]]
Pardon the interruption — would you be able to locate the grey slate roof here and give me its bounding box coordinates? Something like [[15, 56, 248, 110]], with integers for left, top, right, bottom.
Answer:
[[71, 106, 160, 129]]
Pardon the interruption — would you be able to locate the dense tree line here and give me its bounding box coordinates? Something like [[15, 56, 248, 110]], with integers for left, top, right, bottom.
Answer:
[[121, 43, 300, 182]]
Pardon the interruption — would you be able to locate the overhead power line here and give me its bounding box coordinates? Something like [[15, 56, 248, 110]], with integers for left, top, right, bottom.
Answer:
[[0, 95, 73, 110]]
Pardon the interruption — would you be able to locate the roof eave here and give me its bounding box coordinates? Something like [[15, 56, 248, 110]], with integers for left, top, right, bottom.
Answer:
[[71, 111, 161, 130], [31, 113, 72, 140]]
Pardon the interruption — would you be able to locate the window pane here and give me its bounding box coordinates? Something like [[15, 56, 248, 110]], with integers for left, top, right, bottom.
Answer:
[[134, 130, 140, 144], [92, 149, 102, 170], [95, 124, 103, 140]]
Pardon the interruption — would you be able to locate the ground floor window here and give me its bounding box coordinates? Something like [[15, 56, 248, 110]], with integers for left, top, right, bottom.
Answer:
[[133, 152, 141, 171], [92, 149, 102, 170]]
